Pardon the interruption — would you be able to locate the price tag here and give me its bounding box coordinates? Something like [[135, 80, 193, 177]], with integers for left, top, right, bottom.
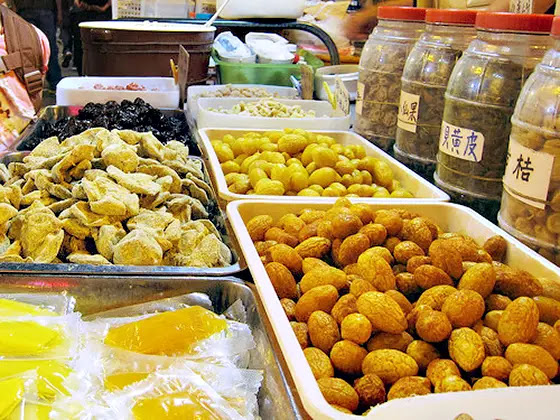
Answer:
[[356, 82, 364, 115], [510, 0, 533, 13], [334, 77, 350, 116], [439, 121, 485, 163], [503, 138, 554, 209], [397, 90, 420, 133]]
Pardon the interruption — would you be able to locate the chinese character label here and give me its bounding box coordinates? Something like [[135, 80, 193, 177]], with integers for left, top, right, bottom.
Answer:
[[356, 82, 365, 116], [397, 90, 420, 133], [509, 0, 533, 14], [439, 121, 485, 163], [335, 77, 350, 116], [503, 138, 554, 210]]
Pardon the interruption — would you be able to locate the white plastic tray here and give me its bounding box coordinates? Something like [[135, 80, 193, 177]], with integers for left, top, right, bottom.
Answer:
[[227, 199, 560, 420], [196, 98, 351, 130], [187, 84, 299, 119], [198, 128, 449, 203], [56, 77, 180, 108]]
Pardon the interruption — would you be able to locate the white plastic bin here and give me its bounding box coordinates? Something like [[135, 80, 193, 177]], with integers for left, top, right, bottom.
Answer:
[[56, 77, 180, 108], [187, 84, 299, 119], [111, 0, 190, 19], [227, 198, 560, 420], [197, 98, 351, 130], [216, 0, 305, 19], [198, 128, 449, 203]]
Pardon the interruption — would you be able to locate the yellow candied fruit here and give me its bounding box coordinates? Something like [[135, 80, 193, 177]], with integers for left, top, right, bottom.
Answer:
[[342, 146, 355, 160], [286, 158, 303, 167], [298, 188, 321, 197], [391, 189, 414, 198], [229, 177, 251, 194], [373, 187, 391, 198], [308, 167, 340, 188], [306, 162, 317, 175], [316, 134, 336, 146], [0, 299, 58, 317], [0, 321, 63, 357], [290, 171, 309, 192], [361, 170, 373, 185], [308, 184, 324, 194], [312, 147, 338, 168], [213, 143, 234, 163], [233, 153, 248, 166], [330, 144, 344, 155], [249, 168, 268, 189], [278, 134, 308, 155], [104, 306, 228, 356], [254, 179, 286, 195], [220, 161, 240, 175], [329, 182, 347, 195], [132, 392, 218, 420], [240, 154, 261, 174], [265, 131, 283, 143], [261, 151, 285, 164], [335, 160, 355, 176], [271, 166, 291, 190], [260, 142, 278, 152], [105, 372, 150, 391], [0, 376, 24, 418], [322, 187, 342, 197], [301, 144, 320, 166]]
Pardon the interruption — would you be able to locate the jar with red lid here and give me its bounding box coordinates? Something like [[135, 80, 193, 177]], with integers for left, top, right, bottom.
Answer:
[[499, 16, 560, 265], [435, 12, 553, 222], [355, 6, 426, 153], [394, 9, 477, 180]]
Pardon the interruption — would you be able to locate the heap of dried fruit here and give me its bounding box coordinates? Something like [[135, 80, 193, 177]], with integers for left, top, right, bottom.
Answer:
[[212, 129, 413, 198], [246, 198, 560, 415]]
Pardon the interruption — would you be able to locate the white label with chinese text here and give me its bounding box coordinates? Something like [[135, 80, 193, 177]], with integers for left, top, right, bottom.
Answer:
[[356, 82, 364, 115], [509, 0, 533, 14], [439, 121, 485, 163], [335, 77, 350, 116], [503, 138, 554, 210], [397, 90, 420, 133]]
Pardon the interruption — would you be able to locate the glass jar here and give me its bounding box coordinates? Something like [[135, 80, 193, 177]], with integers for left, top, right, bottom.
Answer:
[[499, 17, 560, 266], [394, 9, 477, 180], [435, 12, 553, 222], [355, 6, 426, 153]]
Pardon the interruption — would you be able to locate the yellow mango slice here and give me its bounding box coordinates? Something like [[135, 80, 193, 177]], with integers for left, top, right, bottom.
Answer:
[[0, 321, 62, 357], [0, 377, 24, 419], [132, 392, 220, 420], [0, 360, 71, 400], [0, 299, 57, 317], [104, 306, 227, 356]]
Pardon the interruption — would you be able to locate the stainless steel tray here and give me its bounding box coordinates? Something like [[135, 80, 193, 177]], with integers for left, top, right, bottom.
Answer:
[[12, 105, 198, 155], [0, 152, 246, 276], [0, 275, 304, 419]]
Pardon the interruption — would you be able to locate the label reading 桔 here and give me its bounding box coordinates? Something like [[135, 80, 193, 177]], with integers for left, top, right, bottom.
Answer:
[[439, 121, 485, 163], [503, 138, 554, 210], [397, 90, 420, 133]]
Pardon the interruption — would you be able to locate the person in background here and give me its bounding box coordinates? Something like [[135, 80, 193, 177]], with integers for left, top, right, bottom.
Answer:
[[0, 1, 50, 150], [343, 0, 413, 41], [60, 0, 72, 67], [70, 0, 111, 76], [11, 0, 62, 89], [487, 0, 555, 13]]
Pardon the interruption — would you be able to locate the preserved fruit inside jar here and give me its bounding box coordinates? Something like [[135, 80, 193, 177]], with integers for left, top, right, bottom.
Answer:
[[499, 16, 560, 266], [395, 9, 477, 180], [355, 6, 426, 153], [435, 12, 554, 221]]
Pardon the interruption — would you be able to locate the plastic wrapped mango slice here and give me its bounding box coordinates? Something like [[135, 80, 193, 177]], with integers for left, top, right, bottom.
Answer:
[[104, 306, 228, 356], [105, 372, 149, 392], [9, 402, 52, 420], [0, 359, 72, 400], [0, 321, 62, 357], [0, 299, 58, 318], [0, 376, 25, 419], [132, 392, 223, 420]]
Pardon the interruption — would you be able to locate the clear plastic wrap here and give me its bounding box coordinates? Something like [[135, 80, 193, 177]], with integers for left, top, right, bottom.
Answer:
[[0, 370, 55, 420], [0, 294, 75, 317]]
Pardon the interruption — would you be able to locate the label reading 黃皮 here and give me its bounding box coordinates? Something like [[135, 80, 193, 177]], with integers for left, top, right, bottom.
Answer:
[[397, 91, 420, 133], [356, 82, 364, 115], [439, 121, 485, 163], [503, 138, 554, 210]]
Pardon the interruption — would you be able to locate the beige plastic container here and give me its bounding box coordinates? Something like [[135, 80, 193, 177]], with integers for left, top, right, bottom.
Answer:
[[227, 198, 560, 420], [198, 128, 450, 203]]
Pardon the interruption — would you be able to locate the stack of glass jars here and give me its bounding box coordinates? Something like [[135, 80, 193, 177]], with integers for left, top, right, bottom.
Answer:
[[355, 6, 426, 153], [499, 16, 560, 266], [434, 12, 553, 222], [394, 9, 477, 180]]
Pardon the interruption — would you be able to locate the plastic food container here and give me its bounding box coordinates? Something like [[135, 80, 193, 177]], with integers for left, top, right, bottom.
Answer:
[[394, 9, 477, 180], [198, 128, 449, 202], [355, 6, 426, 153], [0, 275, 303, 418], [227, 199, 560, 420], [196, 98, 351, 130], [216, 0, 305, 19], [187, 84, 299, 119], [435, 12, 554, 222], [315, 65, 360, 102], [56, 77, 180, 108], [498, 17, 560, 267]]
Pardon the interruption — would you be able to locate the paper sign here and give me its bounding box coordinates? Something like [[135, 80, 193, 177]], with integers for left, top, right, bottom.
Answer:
[[356, 82, 364, 115], [397, 90, 420, 133], [439, 121, 485, 163], [510, 0, 533, 14], [178, 46, 190, 107], [335, 77, 350, 116], [503, 138, 554, 209]]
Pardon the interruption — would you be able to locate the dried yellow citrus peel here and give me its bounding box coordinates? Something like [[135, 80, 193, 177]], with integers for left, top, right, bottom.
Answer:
[[0, 321, 62, 357], [0, 376, 25, 418], [0, 299, 57, 317], [104, 306, 228, 356], [132, 392, 221, 420]]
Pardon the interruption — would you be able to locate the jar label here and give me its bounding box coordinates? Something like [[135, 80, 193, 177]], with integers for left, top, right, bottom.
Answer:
[[439, 121, 485, 163], [503, 138, 554, 210], [356, 82, 365, 116], [397, 90, 420, 133]]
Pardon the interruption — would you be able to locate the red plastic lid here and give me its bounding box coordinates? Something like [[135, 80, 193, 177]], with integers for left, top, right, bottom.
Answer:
[[377, 6, 427, 22], [552, 16, 560, 36], [426, 9, 477, 25], [475, 12, 553, 33]]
